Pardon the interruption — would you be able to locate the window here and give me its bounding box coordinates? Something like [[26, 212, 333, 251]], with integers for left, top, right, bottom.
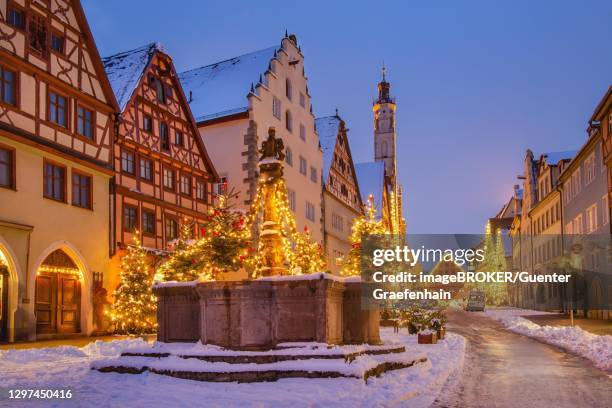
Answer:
[[305, 201, 315, 222], [0, 146, 15, 189], [72, 172, 91, 209], [120, 150, 135, 174], [285, 78, 292, 100], [143, 115, 153, 132], [584, 153, 596, 185], [28, 13, 47, 55], [51, 32, 65, 54], [0, 67, 17, 106], [150, 76, 166, 104], [196, 179, 207, 202], [586, 204, 598, 233], [123, 205, 138, 232], [175, 131, 184, 147], [572, 168, 581, 197], [160, 122, 170, 151], [310, 166, 318, 183], [573, 214, 583, 235], [216, 176, 228, 194], [272, 97, 281, 119], [332, 213, 344, 232], [7, 6, 25, 30], [285, 147, 293, 166], [48, 91, 68, 127], [142, 211, 156, 234], [288, 188, 296, 212], [299, 92, 305, 108], [180, 174, 191, 195], [139, 158, 153, 181], [43, 161, 66, 202], [163, 168, 175, 190], [165, 217, 178, 241], [299, 123, 305, 141], [285, 110, 292, 132], [299, 156, 307, 175], [76, 106, 94, 139], [603, 195, 609, 225]]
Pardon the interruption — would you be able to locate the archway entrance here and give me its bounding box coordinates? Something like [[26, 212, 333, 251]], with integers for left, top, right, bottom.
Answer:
[[35, 250, 82, 335], [0, 261, 8, 341]]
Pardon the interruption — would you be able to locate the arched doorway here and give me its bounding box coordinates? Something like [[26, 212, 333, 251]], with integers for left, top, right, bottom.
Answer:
[[0, 257, 9, 342], [35, 249, 82, 335]]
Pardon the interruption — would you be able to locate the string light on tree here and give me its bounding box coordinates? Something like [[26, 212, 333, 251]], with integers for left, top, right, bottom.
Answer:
[[342, 194, 387, 276], [110, 232, 156, 334]]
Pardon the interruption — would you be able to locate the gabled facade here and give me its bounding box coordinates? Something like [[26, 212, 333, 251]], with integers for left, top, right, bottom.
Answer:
[[316, 114, 362, 273], [0, 0, 118, 341], [103, 43, 217, 288], [179, 34, 324, 244]]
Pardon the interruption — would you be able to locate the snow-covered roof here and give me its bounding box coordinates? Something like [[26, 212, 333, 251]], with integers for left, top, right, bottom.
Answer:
[[315, 116, 341, 182], [102, 42, 166, 111], [543, 150, 577, 165], [179, 46, 279, 123], [355, 161, 385, 215]]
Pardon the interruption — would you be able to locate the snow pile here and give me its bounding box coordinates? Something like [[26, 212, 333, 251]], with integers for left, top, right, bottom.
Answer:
[[486, 308, 612, 371]]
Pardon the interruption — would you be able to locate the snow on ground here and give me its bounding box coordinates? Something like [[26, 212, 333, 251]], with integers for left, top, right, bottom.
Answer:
[[0, 329, 465, 408], [485, 308, 612, 371]]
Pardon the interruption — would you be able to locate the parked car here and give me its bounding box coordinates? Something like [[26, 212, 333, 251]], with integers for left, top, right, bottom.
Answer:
[[465, 291, 486, 311]]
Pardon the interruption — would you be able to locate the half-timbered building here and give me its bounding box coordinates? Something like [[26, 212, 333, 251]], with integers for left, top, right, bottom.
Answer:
[[0, 0, 118, 341], [102, 42, 217, 288], [316, 114, 362, 273]]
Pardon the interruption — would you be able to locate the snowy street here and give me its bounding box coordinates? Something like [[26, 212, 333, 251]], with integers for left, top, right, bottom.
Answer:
[[433, 310, 612, 408]]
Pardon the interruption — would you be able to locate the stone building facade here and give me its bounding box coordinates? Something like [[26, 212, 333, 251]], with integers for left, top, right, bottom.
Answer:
[[179, 35, 324, 245]]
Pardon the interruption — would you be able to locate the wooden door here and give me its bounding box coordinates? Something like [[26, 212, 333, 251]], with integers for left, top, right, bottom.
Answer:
[[0, 268, 9, 342], [35, 273, 81, 334], [57, 274, 80, 333], [35, 274, 57, 334]]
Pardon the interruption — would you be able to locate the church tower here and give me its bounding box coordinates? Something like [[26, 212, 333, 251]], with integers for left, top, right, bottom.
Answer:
[[373, 65, 397, 190]]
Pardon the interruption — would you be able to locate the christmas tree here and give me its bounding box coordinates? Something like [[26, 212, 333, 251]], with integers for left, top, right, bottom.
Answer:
[[342, 195, 387, 276], [290, 227, 326, 274], [110, 233, 156, 334], [156, 191, 252, 281]]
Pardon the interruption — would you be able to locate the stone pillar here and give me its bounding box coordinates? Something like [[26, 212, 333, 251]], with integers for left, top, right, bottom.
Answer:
[[258, 127, 287, 277]]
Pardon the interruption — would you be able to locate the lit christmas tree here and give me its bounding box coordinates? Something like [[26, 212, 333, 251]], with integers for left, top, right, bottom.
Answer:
[[342, 195, 387, 276], [156, 191, 252, 281], [475, 221, 508, 304], [111, 233, 156, 334], [290, 227, 326, 274], [244, 129, 324, 277]]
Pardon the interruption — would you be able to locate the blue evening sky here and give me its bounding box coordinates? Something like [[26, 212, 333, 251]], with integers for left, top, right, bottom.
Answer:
[[82, 0, 612, 233]]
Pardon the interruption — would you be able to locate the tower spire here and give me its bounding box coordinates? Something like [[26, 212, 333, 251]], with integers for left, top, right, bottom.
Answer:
[[381, 61, 387, 82]]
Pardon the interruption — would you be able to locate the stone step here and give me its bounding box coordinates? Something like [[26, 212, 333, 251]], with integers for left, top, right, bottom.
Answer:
[[93, 353, 427, 383], [121, 345, 406, 364]]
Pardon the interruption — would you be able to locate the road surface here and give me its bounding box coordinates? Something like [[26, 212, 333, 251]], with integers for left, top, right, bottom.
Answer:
[[432, 310, 612, 408]]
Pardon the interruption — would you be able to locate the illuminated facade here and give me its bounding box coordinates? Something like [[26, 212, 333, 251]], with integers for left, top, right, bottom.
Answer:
[[102, 43, 217, 293], [356, 68, 405, 235], [0, 0, 118, 341]]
